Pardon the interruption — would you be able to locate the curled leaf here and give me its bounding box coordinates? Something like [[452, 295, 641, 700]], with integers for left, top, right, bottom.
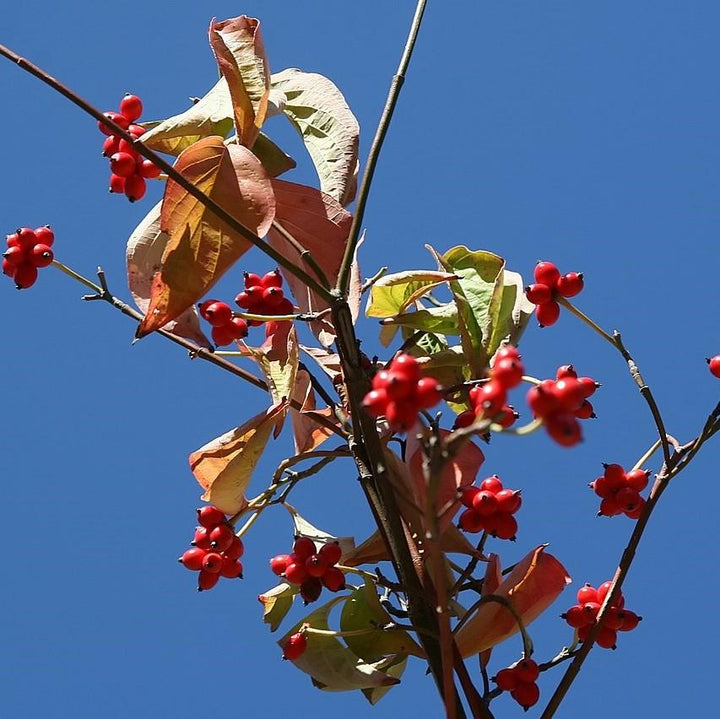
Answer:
[[259, 581, 299, 632]]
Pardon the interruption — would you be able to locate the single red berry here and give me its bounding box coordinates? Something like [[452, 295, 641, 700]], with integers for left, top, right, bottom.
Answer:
[[556, 364, 577, 380], [138, 159, 161, 179], [192, 526, 213, 550], [197, 505, 227, 528], [98, 111, 129, 135], [496, 489, 522, 514], [576, 584, 598, 604], [119, 93, 144, 122], [270, 554, 290, 576], [227, 316, 249, 340], [479, 475, 504, 493], [102, 135, 121, 157], [209, 524, 235, 552], [618, 610, 642, 631], [260, 269, 283, 288], [535, 300, 561, 327], [453, 409, 476, 429], [624, 497, 646, 519], [596, 580, 620, 606], [514, 659, 539, 684], [492, 513, 518, 540], [197, 569, 220, 591], [596, 626, 617, 649], [225, 536, 245, 561], [318, 541, 342, 566], [511, 682, 540, 710], [458, 508, 485, 533], [13, 263, 38, 289], [6, 232, 20, 248], [362, 388, 389, 417], [128, 124, 146, 138], [262, 286, 286, 308], [553, 378, 586, 411], [599, 496, 623, 517], [117, 138, 139, 157], [321, 566, 346, 592], [563, 604, 588, 628], [389, 353, 420, 382], [124, 174, 146, 202], [578, 376, 599, 398], [384, 400, 418, 431], [472, 490, 499, 516], [212, 325, 237, 347], [293, 536, 317, 561], [495, 404, 519, 428], [544, 412, 582, 447], [574, 400, 595, 419], [708, 356, 720, 378], [615, 487, 642, 512], [16, 227, 37, 251], [300, 577, 323, 604], [283, 561, 308, 585], [109, 174, 126, 194], [527, 382, 560, 417], [494, 345, 521, 362], [2, 258, 14, 276], [3, 245, 25, 266], [30, 244, 54, 268], [493, 668, 518, 691], [282, 632, 307, 660], [416, 377, 442, 408], [202, 301, 233, 327], [556, 272, 584, 297], [603, 607, 626, 631], [374, 369, 414, 400], [34, 226, 55, 248], [590, 476, 612, 498], [625, 469, 650, 492], [178, 547, 207, 571], [492, 357, 524, 389], [525, 282, 553, 304], [470, 380, 507, 417], [305, 554, 329, 578], [109, 152, 137, 178], [534, 260, 561, 287], [459, 485, 481, 508], [201, 552, 224, 574], [244, 272, 263, 288], [220, 557, 243, 579]]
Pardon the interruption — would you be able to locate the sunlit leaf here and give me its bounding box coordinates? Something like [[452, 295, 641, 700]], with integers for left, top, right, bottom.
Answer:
[[137, 136, 275, 336], [486, 269, 534, 355], [454, 546, 571, 658], [125, 202, 211, 347], [249, 324, 299, 407], [268, 180, 352, 346], [259, 581, 299, 632], [209, 16, 270, 148], [271, 68, 360, 206], [380, 304, 459, 341], [366, 270, 457, 318], [189, 402, 287, 515], [362, 656, 407, 705]]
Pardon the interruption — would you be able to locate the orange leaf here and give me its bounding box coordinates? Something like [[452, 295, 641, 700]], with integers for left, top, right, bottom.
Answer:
[[290, 369, 339, 453], [138, 136, 275, 336], [268, 180, 352, 346], [189, 402, 287, 515], [209, 16, 270, 148], [454, 546, 571, 658]]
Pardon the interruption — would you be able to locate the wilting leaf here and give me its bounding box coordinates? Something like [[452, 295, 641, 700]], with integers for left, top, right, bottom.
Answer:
[[268, 180, 352, 346], [189, 402, 287, 514], [290, 369, 339, 453], [138, 136, 275, 336], [362, 656, 408, 705], [259, 581, 299, 632], [125, 202, 211, 347], [366, 270, 457, 319], [340, 579, 423, 661], [140, 79, 235, 155], [300, 346, 342, 382], [405, 430, 485, 531], [271, 68, 360, 206], [279, 597, 401, 692], [249, 324, 299, 407], [454, 546, 571, 658], [209, 16, 270, 148]]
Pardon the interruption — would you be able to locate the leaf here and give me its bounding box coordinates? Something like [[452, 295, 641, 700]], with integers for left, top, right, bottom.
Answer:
[[125, 202, 211, 347], [380, 304, 460, 341], [251, 132, 297, 177], [271, 68, 360, 206], [137, 136, 275, 336], [189, 402, 287, 514], [279, 597, 401, 692], [140, 79, 235, 155], [209, 16, 270, 148], [287, 507, 355, 558], [259, 581, 299, 632], [366, 270, 457, 318], [290, 369, 339, 453], [487, 269, 534, 355], [300, 346, 342, 382], [362, 656, 407, 705], [249, 324, 299, 406], [454, 546, 571, 658], [340, 579, 423, 661], [268, 180, 352, 346]]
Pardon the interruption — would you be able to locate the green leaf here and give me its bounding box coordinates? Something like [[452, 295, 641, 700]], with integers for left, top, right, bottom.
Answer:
[[486, 269, 534, 354], [366, 270, 456, 319], [380, 304, 459, 339], [362, 656, 408, 705], [271, 68, 360, 206], [279, 597, 401, 692], [259, 582, 299, 632], [340, 579, 423, 662]]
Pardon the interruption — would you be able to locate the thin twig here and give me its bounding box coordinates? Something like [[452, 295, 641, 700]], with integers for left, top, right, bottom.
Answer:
[[270, 220, 332, 289]]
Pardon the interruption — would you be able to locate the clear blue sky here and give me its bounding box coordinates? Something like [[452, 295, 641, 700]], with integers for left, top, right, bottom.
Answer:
[[2, 2, 719, 717]]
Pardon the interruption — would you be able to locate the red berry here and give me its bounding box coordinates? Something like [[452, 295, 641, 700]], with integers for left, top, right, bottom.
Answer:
[[179, 547, 206, 571], [556, 271, 584, 298], [270, 554, 290, 576], [615, 487, 642, 512], [244, 272, 263, 288], [563, 604, 588, 628], [496, 489, 522, 514], [458, 508, 485, 533], [514, 659, 539, 683], [495, 404, 519, 428], [603, 463, 627, 489], [2, 258, 14, 276], [284, 561, 308, 585], [192, 526, 213, 549], [416, 377, 442, 408], [472, 490, 499, 516], [389, 353, 420, 382], [34, 226, 54, 250], [596, 626, 617, 649], [262, 286, 286, 307], [493, 668, 518, 691], [3, 245, 25, 266], [30, 244, 54, 268], [599, 496, 623, 517], [553, 378, 586, 411], [535, 300, 561, 327], [128, 124, 146, 138], [293, 536, 317, 561], [197, 505, 227, 528], [197, 569, 220, 591], [578, 376, 599, 398], [300, 577, 323, 604], [384, 400, 418, 431], [102, 135, 121, 157], [225, 536, 245, 561], [109, 174, 126, 194], [470, 380, 507, 418], [124, 174, 147, 202], [576, 584, 598, 604], [590, 476, 612, 498], [98, 111, 129, 135], [596, 581, 619, 606], [212, 325, 237, 347], [511, 682, 540, 710], [13, 263, 38, 289], [708, 356, 720, 378], [525, 282, 553, 304], [624, 497, 646, 519], [374, 370, 414, 400], [119, 93, 143, 122], [110, 151, 137, 178], [16, 227, 37, 251], [556, 364, 577, 380], [260, 269, 283, 288], [201, 552, 224, 573], [494, 345, 521, 362], [202, 301, 233, 327], [544, 412, 582, 447], [6, 232, 20, 248], [318, 541, 342, 566], [453, 409, 476, 429], [534, 260, 561, 287], [282, 632, 307, 660], [227, 316, 249, 340], [479, 475, 504, 493], [527, 382, 560, 417], [625, 469, 650, 492], [138, 159, 161, 179], [305, 554, 329, 578], [209, 524, 235, 552], [459, 485, 481, 508], [220, 557, 243, 579], [618, 610, 642, 631], [492, 513, 518, 540], [321, 566, 346, 592], [574, 400, 595, 419], [492, 357, 524, 389], [362, 388, 389, 417]]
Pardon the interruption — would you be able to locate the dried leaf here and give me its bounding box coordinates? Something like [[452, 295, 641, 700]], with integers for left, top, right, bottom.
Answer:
[[209, 16, 270, 148], [268, 180, 352, 346], [454, 546, 571, 658], [126, 202, 211, 347], [300, 346, 342, 382], [249, 324, 299, 406], [271, 68, 360, 206], [189, 402, 287, 514], [258, 581, 298, 632], [138, 136, 275, 336]]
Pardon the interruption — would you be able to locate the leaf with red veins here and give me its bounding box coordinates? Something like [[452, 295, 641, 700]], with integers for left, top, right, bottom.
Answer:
[[268, 179, 352, 347], [209, 16, 270, 148], [137, 136, 275, 336]]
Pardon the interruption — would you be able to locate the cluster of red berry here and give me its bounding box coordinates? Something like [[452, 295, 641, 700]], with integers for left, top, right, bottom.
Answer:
[[707, 355, 720, 378], [362, 354, 443, 432], [235, 270, 294, 323], [493, 658, 541, 711], [2, 226, 54, 289], [282, 631, 308, 661], [270, 537, 346, 604], [562, 582, 641, 649], [98, 93, 159, 202], [526, 364, 598, 447], [198, 299, 249, 346], [525, 260, 584, 327], [590, 463, 649, 519], [179, 506, 244, 591], [457, 475, 522, 540]]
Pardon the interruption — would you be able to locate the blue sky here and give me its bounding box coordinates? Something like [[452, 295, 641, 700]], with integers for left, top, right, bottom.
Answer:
[[2, 2, 719, 717]]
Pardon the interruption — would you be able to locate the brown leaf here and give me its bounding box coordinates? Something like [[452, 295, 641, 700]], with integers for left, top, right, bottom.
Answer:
[[137, 136, 275, 336], [268, 180, 352, 346], [209, 16, 270, 148], [290, 369, 339, 453], [189, 402, 287, 514]]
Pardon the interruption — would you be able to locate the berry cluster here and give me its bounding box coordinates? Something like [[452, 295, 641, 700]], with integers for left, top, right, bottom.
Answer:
[[590, 463, 649, 519], [235, 270, 294, 324], [2, 226, 54, 289], [198, 299, 249, 347], [282, 631, 308, 661], [526, 365, 599, 447], [562, 582, 642, 649], [362, 354, 442, 432], [457, 475, 521, 540], [525, 260, 584, 327], [270, 537, 346, 604], [493, 658, 540, 711], [98, 93, 159, 202], [707, 355, 720, 378], [179, 506, 244, 591]]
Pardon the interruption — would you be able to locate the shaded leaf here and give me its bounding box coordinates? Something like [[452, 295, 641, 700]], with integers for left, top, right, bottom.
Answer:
[[268, 180, 352, 346], [362, 656, 407, 705], [209, 16, 270, 148], [300, 346, 342, 382], [340, 579, 423, 661], [279, 597, 400, 692], [380, 304, 460, 341], [252, 132, 297, 177], [487, 269, 534, 355], [290, 369, 339, 453], [138, 136, 275, 336], [272, 68, 360, 206], [189, 402, 287, 514], [259, 581, 299, 632], [126, 202, 211, 347], [454, 546, 571, 658]]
